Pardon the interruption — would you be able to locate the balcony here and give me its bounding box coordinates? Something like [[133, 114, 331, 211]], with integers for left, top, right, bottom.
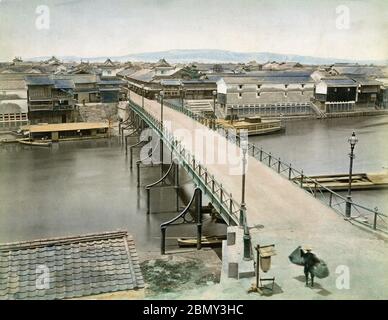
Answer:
[[53, 99, 75, 111], [28, 101, 53, 111]]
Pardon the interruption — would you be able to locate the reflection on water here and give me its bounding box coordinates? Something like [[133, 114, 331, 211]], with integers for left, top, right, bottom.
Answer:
[[0, 138, 224, 250], [250, 116, 388, 213]]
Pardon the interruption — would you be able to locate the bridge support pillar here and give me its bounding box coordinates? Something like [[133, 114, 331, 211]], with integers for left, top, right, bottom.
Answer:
[[175, 162, 180, 212], [196, 185, 203, 251], [160, 188, 203, 255]]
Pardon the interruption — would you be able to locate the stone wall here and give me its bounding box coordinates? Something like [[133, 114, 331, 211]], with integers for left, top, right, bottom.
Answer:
[[78, 103, 118, 123]]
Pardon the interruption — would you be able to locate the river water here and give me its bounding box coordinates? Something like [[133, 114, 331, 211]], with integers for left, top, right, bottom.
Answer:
[[0, 138, 225, 251], [0, 115, 387, 249]]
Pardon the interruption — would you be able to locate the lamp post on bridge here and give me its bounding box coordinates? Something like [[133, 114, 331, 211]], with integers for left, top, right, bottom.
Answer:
[[141, 84, 145, 108], [240, 138, 251, 260], [212, 90, 217, 115], [212, 90, 217, 130], [159, 90, 165, 128], [159, 90, 165, 176], [180, 82, 184, 111], [346, 132, 358, 218]]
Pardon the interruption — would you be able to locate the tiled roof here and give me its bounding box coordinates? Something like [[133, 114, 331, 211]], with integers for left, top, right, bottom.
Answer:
[[161, 79, 181, 86], [127, 69, 155, 82], [352, 78, 382, 86], [25, 76, 54, 86], [54, 79, 75, 89], [0, 231, 144, 300], [98, 79, 125, 86], [321, 78, 357, 86], [333, 66, 384, 77]]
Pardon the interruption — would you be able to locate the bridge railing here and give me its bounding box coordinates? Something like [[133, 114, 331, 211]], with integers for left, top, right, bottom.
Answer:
[[129, 99, 241, 226], [242, 139, 388, 233], [161, 98, 387, 233], [164, 100, 220, 130]]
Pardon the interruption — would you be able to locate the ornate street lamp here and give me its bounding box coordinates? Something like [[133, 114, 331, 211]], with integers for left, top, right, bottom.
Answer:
[[159, 90, 165, 176], [346, 132, 358, 218], [240, 138, 248, 213], [159, 90, 165, 127], [240, 138, 251, 260], [142, 84, 145, 108], [212, 90, 217, 115], [180, 82, 185, 110]]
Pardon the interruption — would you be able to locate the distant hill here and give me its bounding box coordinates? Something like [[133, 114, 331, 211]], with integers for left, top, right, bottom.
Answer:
[[27, 49, 388, 65]]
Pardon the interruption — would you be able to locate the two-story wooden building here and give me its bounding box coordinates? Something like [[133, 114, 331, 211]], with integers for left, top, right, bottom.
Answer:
[[25, 76, 76, 124], [97, 77, 126, 103], [314, 77, 358, 113], [71, 75, 100, 103]]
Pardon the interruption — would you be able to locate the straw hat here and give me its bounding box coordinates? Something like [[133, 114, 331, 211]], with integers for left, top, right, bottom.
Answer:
[[303, 245, 313, 252]]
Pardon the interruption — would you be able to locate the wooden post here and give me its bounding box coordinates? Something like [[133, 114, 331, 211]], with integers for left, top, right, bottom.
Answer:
[[130, 147, 133, 169], [300, 170, 304, 188], [175, 162, 180, 212], [373, 208, 378, 230], [146, 188, 151, 214], [196, 189, 203, 251], [161, 227, 166, 255], [256, 245, 260, 289], [137, 162, 140, 187]]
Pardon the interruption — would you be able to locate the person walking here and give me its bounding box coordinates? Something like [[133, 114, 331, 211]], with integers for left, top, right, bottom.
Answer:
[[301, 246, 320, 287]]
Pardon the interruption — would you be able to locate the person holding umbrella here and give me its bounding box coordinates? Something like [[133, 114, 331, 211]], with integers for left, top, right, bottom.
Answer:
[[301, 246, 320, 287], [288, 245, 329, 288]]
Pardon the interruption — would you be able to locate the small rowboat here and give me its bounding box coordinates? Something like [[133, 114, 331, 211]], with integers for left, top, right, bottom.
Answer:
[[19, 139, 52, 147], [177, 235, 226, 247]]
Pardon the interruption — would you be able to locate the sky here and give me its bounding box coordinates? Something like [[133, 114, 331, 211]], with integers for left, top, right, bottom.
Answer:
[[0, 0, 387, 61]]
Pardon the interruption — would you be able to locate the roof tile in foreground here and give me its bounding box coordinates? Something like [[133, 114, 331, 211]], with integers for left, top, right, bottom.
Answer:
[[0, 231, 144, 300]]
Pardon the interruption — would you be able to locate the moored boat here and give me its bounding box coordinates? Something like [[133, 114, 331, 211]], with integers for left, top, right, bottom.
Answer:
[[293, 172, 388, 191], [216, 116, 283, 136], [18, 139, 52, 147], [177, 235, 226, 247]]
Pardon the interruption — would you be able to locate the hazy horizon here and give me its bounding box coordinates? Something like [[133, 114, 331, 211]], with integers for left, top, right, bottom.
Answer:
[[0, 0, 387, 61]]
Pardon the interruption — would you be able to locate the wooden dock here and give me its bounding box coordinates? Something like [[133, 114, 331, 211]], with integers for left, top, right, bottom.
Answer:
[[293, 172, 388, 191]]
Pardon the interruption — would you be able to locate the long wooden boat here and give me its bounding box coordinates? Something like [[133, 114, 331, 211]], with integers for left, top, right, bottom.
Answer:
[[216, 116, 283, 136], [293, 172, 388, 191], [177, 235, 226, 247], [18, 139, 52, 147]]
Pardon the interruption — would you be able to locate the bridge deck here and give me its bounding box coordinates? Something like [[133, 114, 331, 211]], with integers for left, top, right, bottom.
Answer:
[[131, 91, 388, 299]]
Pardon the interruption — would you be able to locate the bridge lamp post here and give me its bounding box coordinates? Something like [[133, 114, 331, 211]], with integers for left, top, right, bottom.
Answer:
[[240, 138, 251, 260], [212, 90, 217, 115], [346, 132, 358, 218], [142, 84, 145, 108], [160, 90, 165, 128], [240, 139, 248, 213], [180, 83, 184, 110], [158, 90, 165, 176]]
